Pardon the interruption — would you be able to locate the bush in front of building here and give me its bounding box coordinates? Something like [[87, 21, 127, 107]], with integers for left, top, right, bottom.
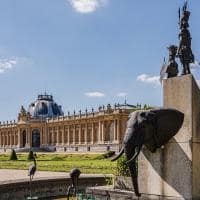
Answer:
[[115, 155, 130, 177], [95, 151, 115, 160], [27, 150, 34, 161], [9, 149, 18, 161], [103, 150, 115, 158]]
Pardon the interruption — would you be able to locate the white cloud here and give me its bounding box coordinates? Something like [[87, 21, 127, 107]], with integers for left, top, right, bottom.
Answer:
[[68, 0, 107, 13], [196, 80, 200, 86], [117, 92, 127, 97], [85, 91, 105, 97], [0, 58, 17, 74], [137, 74, 160, 85]]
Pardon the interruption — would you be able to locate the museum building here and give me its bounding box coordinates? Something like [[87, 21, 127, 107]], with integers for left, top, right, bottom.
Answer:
[[0, 94, 132, 152]]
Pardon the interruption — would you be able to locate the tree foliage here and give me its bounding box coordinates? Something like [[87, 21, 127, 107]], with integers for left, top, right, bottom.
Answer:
[[115, 155, 130, 177], [9, 149, 18, 161], [27, 150, 34, 161]]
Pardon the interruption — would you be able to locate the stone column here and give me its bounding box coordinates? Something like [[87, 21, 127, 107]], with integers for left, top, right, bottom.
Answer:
[[61, 128, 64, 145], [51, 129, 53, 145], [73, 125, 76, 145], [17, 129, 21, 148], [85, 124, 88, 144], [9, 129, 12, 146], [13, 132, 16, 146], [47, 128, 50, 144], [1, 133, 3, 146], [56, 127, 59, 146], [67, 126, 70, 145], [1, 133, 2, 146], [6, 134, 8, 146], [12, 134, 14, 146], [2, 133, 4, 146], [101, 121, 105, 143], [16, 131, 18, 146], [64, 127, 67, 145], [98, 121, 102, 144], [2, 133, 5, 146], [6, 133, 8, 146], [28, 128, 31, 148], [91, 123, 94, 144], [78, 125, 81, 145], [39, 129, 42, 146], [52, 130, 54, 145], [43, 125, 47, 145], [10, 133, 12, 146], [0, 133, 1, 146], [116, 119, 121, 142], [4, 133, 6, 146], [26, 129, 28, 146], [113, 119, 117, 142], [5, 132, 7, 147], [9, 133, 12, 146]]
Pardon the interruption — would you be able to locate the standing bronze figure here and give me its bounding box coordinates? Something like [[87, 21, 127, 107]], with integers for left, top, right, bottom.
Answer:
[[67, 168, 81, 199], [166, 45, 179, 78], [177, 1, 194, 75]]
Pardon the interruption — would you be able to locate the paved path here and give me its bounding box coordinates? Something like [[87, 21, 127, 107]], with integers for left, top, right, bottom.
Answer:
[[0, 169, 108, 184], [0, 169, 68, 183]]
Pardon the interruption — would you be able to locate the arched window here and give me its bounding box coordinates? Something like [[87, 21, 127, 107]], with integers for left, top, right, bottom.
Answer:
[[32, 129, 40, 148]]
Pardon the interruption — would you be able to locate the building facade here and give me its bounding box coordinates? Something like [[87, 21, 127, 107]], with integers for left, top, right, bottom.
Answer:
[[0, 94, 131, 152]]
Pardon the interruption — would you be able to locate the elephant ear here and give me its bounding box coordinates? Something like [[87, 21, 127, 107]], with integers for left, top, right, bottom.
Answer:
[[149, 108, 184, 148]]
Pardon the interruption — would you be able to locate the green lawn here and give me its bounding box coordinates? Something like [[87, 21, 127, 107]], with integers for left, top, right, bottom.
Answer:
[[0, 153, 117, 174]]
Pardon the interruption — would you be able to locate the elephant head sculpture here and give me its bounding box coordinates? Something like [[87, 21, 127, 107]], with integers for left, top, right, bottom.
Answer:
[[111, 108, 184, 197]]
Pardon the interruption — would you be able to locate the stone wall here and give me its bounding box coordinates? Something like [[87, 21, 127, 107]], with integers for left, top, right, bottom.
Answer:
[[0, 175, 108, 200]]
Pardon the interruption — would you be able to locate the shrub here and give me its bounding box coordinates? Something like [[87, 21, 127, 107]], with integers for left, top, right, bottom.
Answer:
[[104, 175, 113, 185], [95, 151, 115, 160], [103, 151, 115, 158], [115, 155, 130, 177], [51, 156, 64, 161], [9, 149, 18, 160], [27, 150, 34, 161]]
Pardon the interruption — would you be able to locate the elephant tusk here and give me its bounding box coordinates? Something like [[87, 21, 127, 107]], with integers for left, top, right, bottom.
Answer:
[[126, 146, 141, 165], [111, 147, 124, 161]]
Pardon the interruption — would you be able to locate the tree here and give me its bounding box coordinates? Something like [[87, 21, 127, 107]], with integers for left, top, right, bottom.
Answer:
[[9, 149, 18, 160], [27, 150, 34, 161]]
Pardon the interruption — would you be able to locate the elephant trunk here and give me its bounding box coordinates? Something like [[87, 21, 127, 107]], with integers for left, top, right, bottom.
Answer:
[[125, 146, 141, 197]]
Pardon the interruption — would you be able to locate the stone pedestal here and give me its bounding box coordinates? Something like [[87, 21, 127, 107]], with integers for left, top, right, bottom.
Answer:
[[138, 74, 200, 199]]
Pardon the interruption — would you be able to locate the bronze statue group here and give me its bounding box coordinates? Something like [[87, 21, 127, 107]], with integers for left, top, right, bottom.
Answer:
[[161, 1, 195, 79]]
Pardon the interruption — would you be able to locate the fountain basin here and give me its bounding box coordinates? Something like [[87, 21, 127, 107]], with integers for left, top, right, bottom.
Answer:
[[0, 174, 108, 200]]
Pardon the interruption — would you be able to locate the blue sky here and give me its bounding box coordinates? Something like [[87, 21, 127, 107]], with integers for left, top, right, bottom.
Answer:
[[0, 0, 200, 121]]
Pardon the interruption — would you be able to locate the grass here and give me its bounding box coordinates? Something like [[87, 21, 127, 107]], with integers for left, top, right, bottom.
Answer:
[[0, 153, 117, 174]]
